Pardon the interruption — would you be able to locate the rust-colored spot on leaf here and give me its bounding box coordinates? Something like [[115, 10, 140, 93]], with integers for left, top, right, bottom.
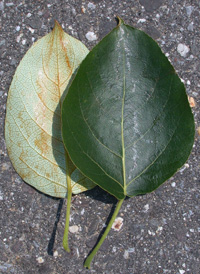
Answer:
[[53, 184, 58, 195], [17, 163, 29, 180], [17, 111, 23, 121], [34, 131, 49, 155], [38, 92, 43, 102], [59, 31, 72, 74], [46, 173, 50, 178]]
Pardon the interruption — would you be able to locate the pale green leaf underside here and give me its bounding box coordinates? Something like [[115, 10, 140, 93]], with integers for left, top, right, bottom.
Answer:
[[5, 22, 95, 198]]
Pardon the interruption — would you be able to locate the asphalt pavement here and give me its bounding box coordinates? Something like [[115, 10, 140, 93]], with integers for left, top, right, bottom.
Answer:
[[0, 0, 199, 273]]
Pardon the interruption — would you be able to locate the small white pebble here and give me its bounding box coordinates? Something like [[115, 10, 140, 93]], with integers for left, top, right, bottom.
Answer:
[[85, 31, 97, 41], [188, 96, 196, 108], [156, 226, 163, 233], [171, 182, 176, 187], [128, 247, 135, 253], [156, 14, 160, 18], [123, 250, 129, 259], [6, 3, 14, 7], [137, 18, 146, 24], [69, 225, 79, 233], [22, 39, 26, 45], [185, 163, 189, 168], [186, 6, 193, 17], [177, 43, 190, 57], [165, 53, 170, 57], [19, 234, 25, 241], [148, 230, 155, 236], [27, 12, 31, 18], [16, 33, 23, 43], [187, 22, 194, 31], [28, 27, 34, 34], [53, 250, 58, 257], [186, 80, 191, 86], [189, 228, 194, 232], [112, 246, 117, 252], [182, 263, 186, 268], [81, 208, 85, 215], [36, 257, 44, 264], [32, 37, 35, 42], [144, 204, 149, 212], [179, 270, 185, 274], [16, 26, 20, 31], [180, 78, 185, 83], [76, 248, 79, 257], [0, 193, 3, 200], [112, 217, 123, 231], [0, 2, 4, 10], [88, 2, 96, 10]]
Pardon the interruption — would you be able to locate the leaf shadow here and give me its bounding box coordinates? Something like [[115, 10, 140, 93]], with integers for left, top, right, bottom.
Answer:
[[48, 69, 78, 256], [83, 183, 130, 204], [84, 201, 117, 262], [23, 184, 64, 256], [51, 68, 78, 181], [83, 185, 118, 204], [47, 198, 64, 255]]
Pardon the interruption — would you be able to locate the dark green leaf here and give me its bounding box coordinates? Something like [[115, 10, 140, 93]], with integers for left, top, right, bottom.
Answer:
[[62, 18, 195, 200]]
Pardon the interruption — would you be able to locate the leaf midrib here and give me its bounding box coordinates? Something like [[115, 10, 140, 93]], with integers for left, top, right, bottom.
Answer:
[[121, 27, 127, 196]]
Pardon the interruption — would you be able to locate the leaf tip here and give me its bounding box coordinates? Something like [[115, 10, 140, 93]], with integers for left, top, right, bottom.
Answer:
[[53, 20, 64, 33], [116, 16, 124, 26]]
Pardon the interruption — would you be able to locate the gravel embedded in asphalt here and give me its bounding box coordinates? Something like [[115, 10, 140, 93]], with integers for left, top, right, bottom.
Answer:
[[0, 1, 199, 273]]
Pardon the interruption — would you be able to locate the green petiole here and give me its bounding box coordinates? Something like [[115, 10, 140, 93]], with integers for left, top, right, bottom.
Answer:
[[63, 151, 73, 252], [84, 198, 124, 269]]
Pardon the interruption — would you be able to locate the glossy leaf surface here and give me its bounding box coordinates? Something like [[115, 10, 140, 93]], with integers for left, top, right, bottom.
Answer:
[[62, 19, 194, 200], [5, 22, 95, 198]]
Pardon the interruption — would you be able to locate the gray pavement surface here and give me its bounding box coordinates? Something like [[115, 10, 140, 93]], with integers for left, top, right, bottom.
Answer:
[[0, 0, 199, 273]]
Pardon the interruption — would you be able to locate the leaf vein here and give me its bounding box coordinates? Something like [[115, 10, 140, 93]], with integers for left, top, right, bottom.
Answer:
[[64, 112, 123, 189], [125, 76, 173, 149], [10, 111, 65, 164], [126, 112, 184, 187], [78, 84, 122, 159]]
